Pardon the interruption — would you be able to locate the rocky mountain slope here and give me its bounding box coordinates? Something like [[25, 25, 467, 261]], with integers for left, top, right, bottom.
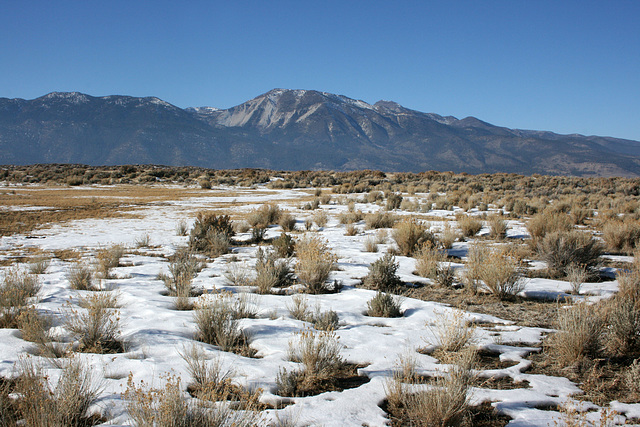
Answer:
[[1, 89, 639, 176]]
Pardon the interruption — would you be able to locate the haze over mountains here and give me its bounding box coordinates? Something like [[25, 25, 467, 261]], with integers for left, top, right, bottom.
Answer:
[[1, 89, 639, 177]]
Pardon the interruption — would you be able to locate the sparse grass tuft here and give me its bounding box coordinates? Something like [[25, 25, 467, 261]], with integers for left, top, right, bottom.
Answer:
[[429, 310, 476, 353], [363, 236, 378, 252], [29, 256, 51, 274]]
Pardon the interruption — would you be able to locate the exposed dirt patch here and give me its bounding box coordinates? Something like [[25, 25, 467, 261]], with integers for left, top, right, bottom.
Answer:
[[526, 350, 640, 405], [403, 285, 559, 328]]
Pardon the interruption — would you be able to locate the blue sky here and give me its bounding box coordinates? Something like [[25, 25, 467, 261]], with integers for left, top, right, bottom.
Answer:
[[1, 1, 639, 140]]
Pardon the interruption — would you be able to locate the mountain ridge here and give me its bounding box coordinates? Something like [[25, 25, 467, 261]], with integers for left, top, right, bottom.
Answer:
[[1, 89, 639, 177]]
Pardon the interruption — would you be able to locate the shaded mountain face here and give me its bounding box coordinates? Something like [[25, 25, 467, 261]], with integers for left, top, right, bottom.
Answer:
[[1, 89, 639, 177]]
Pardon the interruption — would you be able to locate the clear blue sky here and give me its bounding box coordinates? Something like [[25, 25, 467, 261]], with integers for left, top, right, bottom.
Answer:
[[1, 1, 639, 140]]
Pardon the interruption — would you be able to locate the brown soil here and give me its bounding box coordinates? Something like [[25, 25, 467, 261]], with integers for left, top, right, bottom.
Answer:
[[403, 285, 558, 329]]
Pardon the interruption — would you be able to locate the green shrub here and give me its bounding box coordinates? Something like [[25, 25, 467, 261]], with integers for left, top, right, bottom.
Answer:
[[362, 253, 402, 291], [366, 292, 403, 317]]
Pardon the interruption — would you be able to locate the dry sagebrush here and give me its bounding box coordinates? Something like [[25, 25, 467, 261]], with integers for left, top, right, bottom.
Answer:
[[294, 236, 338, 294]]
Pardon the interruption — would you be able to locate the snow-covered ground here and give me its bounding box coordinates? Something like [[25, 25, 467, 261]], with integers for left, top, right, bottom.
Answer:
[[0, 185, 637, 426]]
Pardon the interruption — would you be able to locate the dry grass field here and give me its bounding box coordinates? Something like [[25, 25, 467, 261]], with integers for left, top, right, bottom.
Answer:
[[1, 165, 639, 426]]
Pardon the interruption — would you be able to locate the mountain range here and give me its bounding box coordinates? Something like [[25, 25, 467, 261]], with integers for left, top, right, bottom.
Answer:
[[1, 89, 639, 177]]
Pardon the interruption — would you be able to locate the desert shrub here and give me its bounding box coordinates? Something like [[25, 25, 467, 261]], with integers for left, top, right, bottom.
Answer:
[[176, 219, 189, 236], [224, 262, 251, 286], [13, 358, 102, 427], [550, 302, 603, 366], [375, 229, 388, 244], [294, 236, 338, 294], [134, 233, 151, 248], [363, 236, 378, 252], [437, 224, 459, 250], [386, 193, 403, 210], [247, 203, 282, 228], [571, 206, 592, 225], [566, 263, 589, 295], [487, 214, 508, 240], [0, 268, 41, 328], [366, 292, 403, 317], [344, 224, 358, 236], [193, 295, 253, 356], [28, 256, 50, 274], [254, 248, 293, 294], [312, 308, 340, 331], [278, 212, 297, 232], [312, 210, 329, 228], [161, 249, 204, 309], [429, 310, 476, 353], [362, 253, 402, 291], [95, 244, 125, 279], [625, 360, 640, 395], [461, 243, 488, 294], [124, 373, 263, 427], [67, 263, 96, 291], [617, 268, 640, 305], [478, 249, 525, 299], [601, 217, 640, 254], [536, 230, 603, 278], [189, 212, 234, 255], [392, 218, 435, 256], [386, 350, 475, 427], [272, 232, 295, 258], [414, 244, 447, 279], [278, 329, 346, 397], [287, 294, 311, 321], [526, 210, 573, 247], [304, 218, 313, 231], [338, 210, 363, 225], [457, 214, 482, 238], [65, 293, 123, 353], [366, 190, 384, 203], [603, 297, 640, 356], [434, 263, 455, 288], [365, 211, 398, 229]]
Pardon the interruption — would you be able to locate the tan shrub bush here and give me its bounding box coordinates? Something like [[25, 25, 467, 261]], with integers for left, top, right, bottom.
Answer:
[[550, 302, 603, 366], [193, 295, 254, 356], [478, 249, 525, 299], [0, 268, 41, 328], [278, 211, 297, 232], [253, 248, 293, 294], [392, 218, 435, 256], [295, 236, 337, 294], [526, 210, 573, 247], [188, 212, 234, 255], [601, 217, 640, 254], [67, 263, 96, 291], [415, 244, 447, 280], [366, 292, 403, 317], [65, 293, 123, 353], [488, 214, 508, 240], [536, 230, 603, 278], [365, 211, 398, 229], [457, 215, 483, 237]]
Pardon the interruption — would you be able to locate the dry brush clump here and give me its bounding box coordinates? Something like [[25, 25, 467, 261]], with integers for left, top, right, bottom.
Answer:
[[4, 358, 103, 427], [549, 302, 603, 367], [477, 248, 526, 299], [124, 372, 263, 427], [193, 294, 255, 357], [487, 214, 508, 240], [95, 244, 125, 279], [65, 292, 124, 353], [0, 268, 41, 328], [253, 248, 294, 294], [601, 217, 640, 254], [392, 218, 435, 256], [277, 329, 347, 397], [386, 349, 476, 427], [457, 215, 483, 238], [271, 232, 295, 258], [67, 262, 97, 291], [294, 236, 338, 294], [188, 212, 234, 256], [365, 211, 398, 229], [536, 230, 603, 278], [526, 210, 573, 248], [160, 249, 205, 309]]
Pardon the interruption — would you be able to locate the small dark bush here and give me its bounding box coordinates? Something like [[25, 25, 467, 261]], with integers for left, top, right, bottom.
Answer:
[[362, 253, 402, 291]]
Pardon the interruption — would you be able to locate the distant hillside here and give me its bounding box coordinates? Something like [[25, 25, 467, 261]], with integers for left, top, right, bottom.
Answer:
[[1, 89, 640, 177]]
